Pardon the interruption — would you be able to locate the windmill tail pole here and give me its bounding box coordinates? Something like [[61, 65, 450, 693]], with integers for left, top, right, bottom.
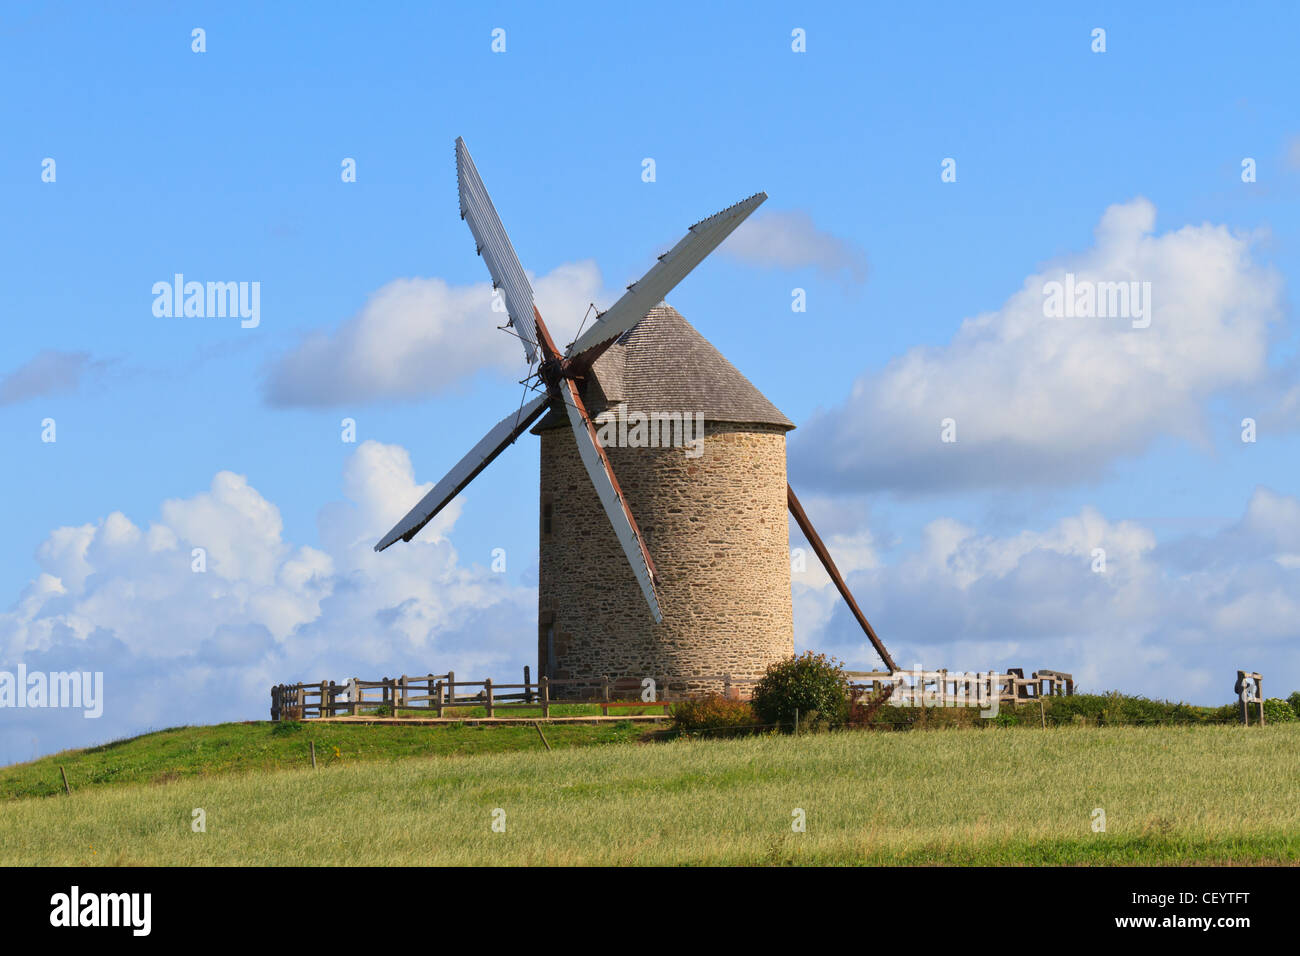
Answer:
[[787, 484, 898, 674]]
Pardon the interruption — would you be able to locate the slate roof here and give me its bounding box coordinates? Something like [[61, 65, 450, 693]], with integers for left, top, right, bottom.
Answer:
[[533, 304, 794, 432]]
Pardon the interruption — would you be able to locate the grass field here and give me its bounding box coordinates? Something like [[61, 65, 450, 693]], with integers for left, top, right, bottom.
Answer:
[[0, 718, 649, 800], [2, 723, 1297, 865]]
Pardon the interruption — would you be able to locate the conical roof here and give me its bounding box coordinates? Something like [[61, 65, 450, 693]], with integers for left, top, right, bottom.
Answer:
[[535, 304, 793, 431]]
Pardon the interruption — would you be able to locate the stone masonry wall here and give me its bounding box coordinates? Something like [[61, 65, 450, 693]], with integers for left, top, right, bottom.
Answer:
[[538, 421, 794, 691]]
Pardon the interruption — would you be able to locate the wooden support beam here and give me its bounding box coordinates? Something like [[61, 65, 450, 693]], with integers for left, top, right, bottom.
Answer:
[[787, 484, 897, 673]]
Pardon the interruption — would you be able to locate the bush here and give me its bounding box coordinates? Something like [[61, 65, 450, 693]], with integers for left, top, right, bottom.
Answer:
[[1288, 692, 1300, 719], [751, 652, 850, 731], [1039, 692, 1235, 726], [1263, 698, 1297, 723], [672, 695, 756, 737]]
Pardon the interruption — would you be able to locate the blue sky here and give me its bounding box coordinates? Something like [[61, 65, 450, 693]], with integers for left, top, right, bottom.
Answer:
[[2, 1, 1298, 761]]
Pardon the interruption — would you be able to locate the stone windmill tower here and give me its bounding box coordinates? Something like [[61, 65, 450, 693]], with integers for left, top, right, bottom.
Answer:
[[532, 304, 796, 685], [376, 139, 897, 690]]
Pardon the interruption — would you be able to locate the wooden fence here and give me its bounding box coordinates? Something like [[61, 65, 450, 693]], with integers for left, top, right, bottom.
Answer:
[[272, 666, 1073, 721], [846, 669, 1074, 706], [270, 668, 761, 721]]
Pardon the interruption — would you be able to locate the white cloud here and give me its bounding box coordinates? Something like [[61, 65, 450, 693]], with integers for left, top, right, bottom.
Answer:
[[723, 209, 869, 285], [792, 488, 1300, 702], [1, 441, 533, 760], [793, 198, 1284, 492], [5, 442, 1299, 760], [263, 262, 607, 407]]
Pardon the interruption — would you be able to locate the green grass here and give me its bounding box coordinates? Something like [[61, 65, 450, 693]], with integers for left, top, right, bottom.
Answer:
[[0, 719, 650, 800], [2, 724, 1297, 865]]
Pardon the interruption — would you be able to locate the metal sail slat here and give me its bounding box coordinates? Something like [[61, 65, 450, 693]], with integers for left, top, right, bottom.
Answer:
[[374, 393, 551, 552], [456, 137, 539, 363], [559, 381, 662, 623], [566, 192, 766, 360]]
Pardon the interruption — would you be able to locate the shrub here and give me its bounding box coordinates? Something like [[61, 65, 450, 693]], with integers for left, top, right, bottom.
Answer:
[[672, 695, 756, 737], [1263, 698, 1297, 723], [751, 652, 850, 731], [1288, 692, 1300, 719], [1040, 692, 1235, 726]]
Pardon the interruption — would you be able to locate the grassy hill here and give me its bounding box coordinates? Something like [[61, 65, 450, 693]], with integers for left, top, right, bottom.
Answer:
[[0, 718, 648, 800], [2, 723, 1297, 865]]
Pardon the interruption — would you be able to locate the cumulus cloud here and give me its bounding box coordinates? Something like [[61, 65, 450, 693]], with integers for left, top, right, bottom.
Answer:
[[6, 441, 1298, 760], [0, 441, 533, 761], [792, 488, 1300, 703], [723, 209, 869, 285], [0, 350, 105, 405], [263, 262, 607, 407], [792, 198, 1284, 493]]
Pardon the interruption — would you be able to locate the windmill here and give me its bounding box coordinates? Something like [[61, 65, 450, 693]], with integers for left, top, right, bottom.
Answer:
[[376, 138, 896, 684]]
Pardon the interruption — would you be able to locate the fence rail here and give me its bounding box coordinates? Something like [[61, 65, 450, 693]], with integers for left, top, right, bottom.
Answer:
[[271, 665, 1073, 721], [846, 669, 1074, 705], [270, 669, 762, 721]]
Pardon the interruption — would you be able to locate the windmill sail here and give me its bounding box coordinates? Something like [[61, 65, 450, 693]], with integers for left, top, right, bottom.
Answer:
[[456, 137, 540, 364], [558, 378, 663, 623], [566, 192, 767, 365], [374, 393, 551, 552]]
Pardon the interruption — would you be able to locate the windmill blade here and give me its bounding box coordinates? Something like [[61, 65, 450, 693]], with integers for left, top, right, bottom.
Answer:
[[566, 192, 767, 366], [558, 378, 663, 623], [374, 393, 551, 552], [456, 137, 540, 364]]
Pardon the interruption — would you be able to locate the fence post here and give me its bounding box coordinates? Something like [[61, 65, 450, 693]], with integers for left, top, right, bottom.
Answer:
[[485, 678, 494, 718], [400, 674, 409, 714], [541, 676, 550, 718], [270, 684, 280, 721], [351, 678, 361, 717], [602, 675, 610, 716], [447, 670, 455, 706], [319, 681, 327, 719], [524, 665, 532, 704], [435, 680, 444, 718], [296, 685, 305, 718]]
